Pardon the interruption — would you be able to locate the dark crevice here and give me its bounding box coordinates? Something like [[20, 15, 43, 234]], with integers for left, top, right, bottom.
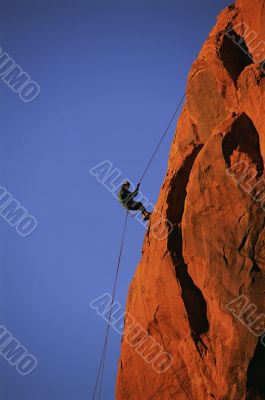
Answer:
[[238, 227, 252, 253], [259, 61, 265, 78], [175, 263, 209, 356], [167, 145, 203, 260], [250, 261, 262, 284], [222, 113, 264, 175], [246, 339, 265, 399], [223, 247, 229, 267], [166, 145, 209, 354], [220, 30, 253, 85], [251, 261, 261, 273]]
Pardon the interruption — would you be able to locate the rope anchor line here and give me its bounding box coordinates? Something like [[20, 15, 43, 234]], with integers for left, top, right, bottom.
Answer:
[[91, 92, 186, 400]]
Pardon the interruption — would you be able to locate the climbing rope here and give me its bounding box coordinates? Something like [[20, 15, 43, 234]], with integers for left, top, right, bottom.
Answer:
[[91, 92, 186, 399], [92, 211, 129, 400], [139, 92, 186, 183]]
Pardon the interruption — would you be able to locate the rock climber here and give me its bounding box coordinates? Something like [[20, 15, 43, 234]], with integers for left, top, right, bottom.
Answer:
[[118, 181, 152, 221]]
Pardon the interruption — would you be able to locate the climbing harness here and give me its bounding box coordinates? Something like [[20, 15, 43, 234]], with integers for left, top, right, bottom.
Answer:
[[91, 92, 186, 399]]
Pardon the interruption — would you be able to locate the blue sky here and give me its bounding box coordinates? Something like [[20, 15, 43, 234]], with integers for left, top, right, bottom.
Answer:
[[0, 0, 232, 399]]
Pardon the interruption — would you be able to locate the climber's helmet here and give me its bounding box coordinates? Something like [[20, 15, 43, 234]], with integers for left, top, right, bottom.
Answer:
[[122, 181, 130, 189]]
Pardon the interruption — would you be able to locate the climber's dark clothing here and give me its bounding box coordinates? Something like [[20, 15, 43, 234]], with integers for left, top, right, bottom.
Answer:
[[127, 200, 146, 212], [118, 185, 138, 206], [118, 185, 146, 212]]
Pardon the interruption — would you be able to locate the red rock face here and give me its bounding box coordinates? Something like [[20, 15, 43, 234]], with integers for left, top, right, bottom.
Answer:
[[116, 1, 265, 399]]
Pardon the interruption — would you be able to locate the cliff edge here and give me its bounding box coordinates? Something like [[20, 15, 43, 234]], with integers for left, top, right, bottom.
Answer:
[[116, 1, 265, 398]]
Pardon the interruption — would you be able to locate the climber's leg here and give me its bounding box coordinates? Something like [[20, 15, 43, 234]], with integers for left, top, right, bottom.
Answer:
[[128, 201, 151, 220], [128, 201, 146, 212]]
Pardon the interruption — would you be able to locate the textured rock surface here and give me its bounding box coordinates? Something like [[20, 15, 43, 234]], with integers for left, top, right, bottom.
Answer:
[[116, 1, 265, 399]]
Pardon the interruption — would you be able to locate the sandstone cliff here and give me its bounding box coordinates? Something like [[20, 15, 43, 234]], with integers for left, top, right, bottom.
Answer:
[[116, 1, 265, 398]]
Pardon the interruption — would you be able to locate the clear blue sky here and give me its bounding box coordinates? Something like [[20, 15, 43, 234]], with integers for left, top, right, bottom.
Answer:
[[0, 1, 232, 399]]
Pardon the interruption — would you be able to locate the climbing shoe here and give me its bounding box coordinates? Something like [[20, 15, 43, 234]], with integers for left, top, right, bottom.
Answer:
[[142, 211, 151, 221]]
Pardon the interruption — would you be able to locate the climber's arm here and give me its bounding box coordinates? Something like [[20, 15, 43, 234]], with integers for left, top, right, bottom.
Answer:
[[128, 183, 140, 200]]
